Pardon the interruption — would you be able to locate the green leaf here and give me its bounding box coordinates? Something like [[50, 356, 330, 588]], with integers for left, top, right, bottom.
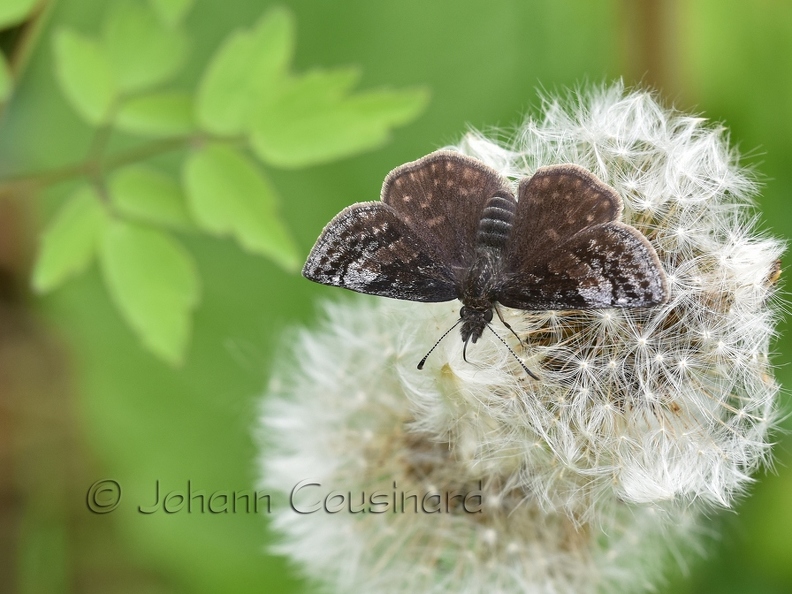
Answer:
[[196, 7, 294, 135], [0, 0, 38, 28], [99, 221, 199, 365], [102, 0, 188, 92], [32, 186, 108, 293], [182, 144, 299, 270], [250, 77, 430, 168], [52, 28, 117, 125], [0, 54, 11, 102], [147, 0, 194, 26], [109, 165, 194, 230], [116, 92, 194, 137]]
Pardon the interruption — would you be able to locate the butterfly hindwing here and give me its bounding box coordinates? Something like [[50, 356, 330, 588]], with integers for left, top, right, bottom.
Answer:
[[302, 202, 459, 302], [497, 221, 668, 310], [382, 150, 514, 277], [503, 164, 623, 274]]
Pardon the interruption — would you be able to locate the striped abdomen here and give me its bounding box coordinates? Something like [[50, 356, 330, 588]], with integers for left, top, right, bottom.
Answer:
[[476, 194, 516, 250]]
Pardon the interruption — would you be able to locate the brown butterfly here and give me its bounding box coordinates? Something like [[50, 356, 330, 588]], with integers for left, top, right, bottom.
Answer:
[[303, 151, 668, 377]]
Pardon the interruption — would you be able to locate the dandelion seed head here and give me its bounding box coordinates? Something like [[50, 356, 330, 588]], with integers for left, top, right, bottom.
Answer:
[[260, 297, 692, 593], [259, 83, 783, 593], [427, 84, 785, 514]]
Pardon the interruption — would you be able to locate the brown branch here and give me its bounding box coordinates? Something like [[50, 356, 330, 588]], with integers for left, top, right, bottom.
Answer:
[[620, 0, 680, 100]]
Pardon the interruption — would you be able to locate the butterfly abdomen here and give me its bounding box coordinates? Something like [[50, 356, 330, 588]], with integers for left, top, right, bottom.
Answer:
[[476, 194, 516, 250]]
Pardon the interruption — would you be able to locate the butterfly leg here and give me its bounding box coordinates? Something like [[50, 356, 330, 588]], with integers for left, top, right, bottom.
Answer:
[[495, 304, 524, 347]]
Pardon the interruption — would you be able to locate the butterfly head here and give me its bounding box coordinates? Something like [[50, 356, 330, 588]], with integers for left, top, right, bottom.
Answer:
[[459, 305, 493, 346]]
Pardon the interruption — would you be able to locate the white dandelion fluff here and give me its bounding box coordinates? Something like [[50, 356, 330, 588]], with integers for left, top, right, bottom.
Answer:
[[258, 83, 783, 593]]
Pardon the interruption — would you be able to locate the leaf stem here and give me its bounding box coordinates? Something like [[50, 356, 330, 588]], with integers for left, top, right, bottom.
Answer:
[[0, 135, 192, 198], [8, 0, 59, 80]]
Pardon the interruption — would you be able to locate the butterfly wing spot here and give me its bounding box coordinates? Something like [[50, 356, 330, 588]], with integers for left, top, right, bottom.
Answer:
[[578, 281, 615, 306], [549, 251, 590, 278], [425, 215, 446, 228], [375, 223, 391, 236], [544, 228, 560, 242], [342, 259, 391, 292], [377, 238, 409, 265]]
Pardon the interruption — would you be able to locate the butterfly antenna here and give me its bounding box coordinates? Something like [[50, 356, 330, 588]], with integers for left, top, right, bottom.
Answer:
[[417, 319, 462, 370], [495, 304, 524, 347], [486, 324, 539, 380]]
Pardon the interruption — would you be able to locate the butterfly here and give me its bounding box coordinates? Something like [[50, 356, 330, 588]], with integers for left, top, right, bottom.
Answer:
[[302, 150, 668, 377]]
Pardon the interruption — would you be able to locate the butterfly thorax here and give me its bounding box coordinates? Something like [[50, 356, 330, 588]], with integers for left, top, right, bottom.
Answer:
[[458, 193, 516, 344], [459, 255, 497, 344]]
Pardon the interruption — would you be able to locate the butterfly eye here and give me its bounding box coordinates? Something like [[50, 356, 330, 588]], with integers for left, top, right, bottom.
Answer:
[[460, 306, 468, 318], [485, 309, 493, 322]]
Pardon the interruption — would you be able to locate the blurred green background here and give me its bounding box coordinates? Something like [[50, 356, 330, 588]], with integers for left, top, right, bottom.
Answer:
[[1, 0, 791, 592]]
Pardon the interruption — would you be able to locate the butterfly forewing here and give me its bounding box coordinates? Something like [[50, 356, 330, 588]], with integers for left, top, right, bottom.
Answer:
[[498, 221, 668, 310], [302, 202, 458, 302], [382, 151, 514, 276]]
